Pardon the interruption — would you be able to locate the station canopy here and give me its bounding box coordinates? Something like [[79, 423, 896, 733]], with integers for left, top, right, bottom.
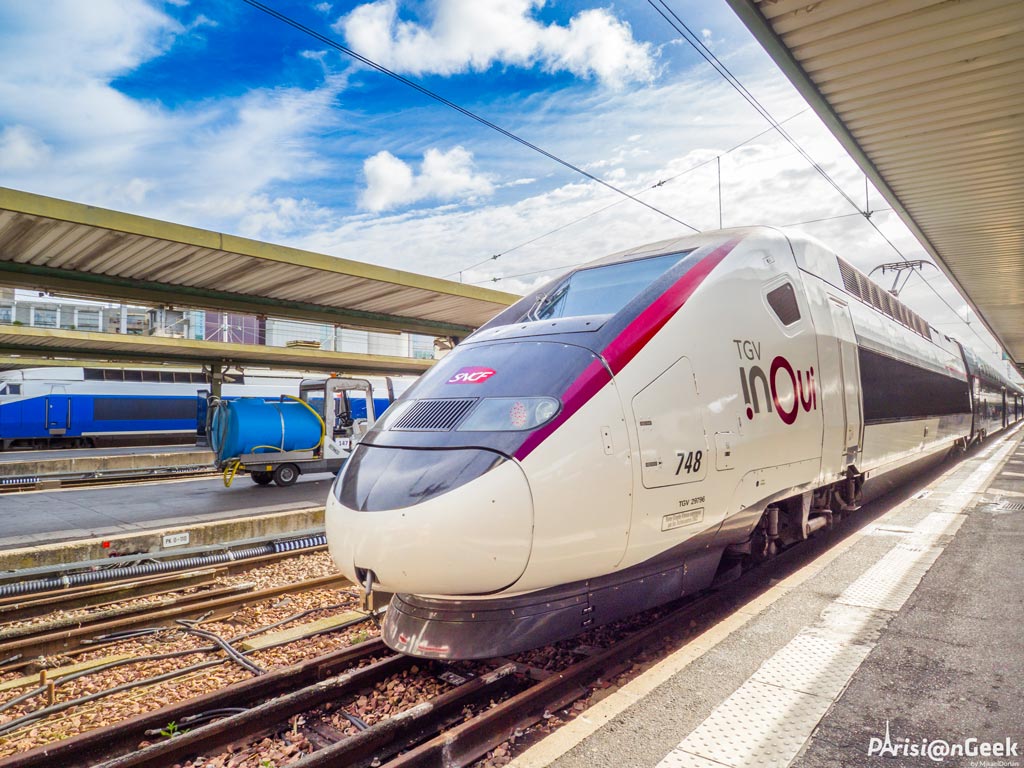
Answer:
[[726, 0, 1024, 365], [0, 187, 518, 338], [0, 325, 434, 376]]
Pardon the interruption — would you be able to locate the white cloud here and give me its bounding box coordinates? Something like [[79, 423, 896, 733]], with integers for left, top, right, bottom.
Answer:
[[204, 194, 334, 240], [0, 1, 1002, 367], [337, 0, 655, 86], [0, 125, 52, 170], [186, 14, 217, 32], [0, 1, 345, 239], [120, 177, 155, 205], [0, 1, 181, 84], [314, 2, 333, 13], [359, 146, 494, 212]]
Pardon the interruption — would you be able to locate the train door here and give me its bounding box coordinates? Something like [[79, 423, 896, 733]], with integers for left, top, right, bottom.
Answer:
[[632, 357, 707, 490], [827, 297, 862, 464], [46, 386, 70, 436]]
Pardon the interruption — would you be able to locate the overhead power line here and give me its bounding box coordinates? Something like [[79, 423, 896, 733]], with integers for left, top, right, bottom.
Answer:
[[240, 0, 700, 233], [446, 108, 811, 280], [650, 0, 998, 354], [469, 210, 894, 286], [647, 0, 864, 214]]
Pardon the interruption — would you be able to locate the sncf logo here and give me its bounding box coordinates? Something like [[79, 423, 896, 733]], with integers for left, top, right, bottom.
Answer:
[[734, 339, 816, 426], [447, 366, 496, 384]]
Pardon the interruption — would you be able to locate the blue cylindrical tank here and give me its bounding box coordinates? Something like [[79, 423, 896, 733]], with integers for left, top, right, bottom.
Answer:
[[211, 398, 323, 463]]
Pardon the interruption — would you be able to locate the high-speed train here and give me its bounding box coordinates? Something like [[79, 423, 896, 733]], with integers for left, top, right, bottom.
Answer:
[[326, 227, 1023, 660], [0, 368, 404, 450]]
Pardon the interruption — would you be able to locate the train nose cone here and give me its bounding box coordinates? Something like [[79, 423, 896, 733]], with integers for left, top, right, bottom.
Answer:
[[326, 446, 533, 595]]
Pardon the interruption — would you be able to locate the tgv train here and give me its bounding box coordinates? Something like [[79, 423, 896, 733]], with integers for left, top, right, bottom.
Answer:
[[0, 367, 399, 451], [326, 227, 1024, 659]]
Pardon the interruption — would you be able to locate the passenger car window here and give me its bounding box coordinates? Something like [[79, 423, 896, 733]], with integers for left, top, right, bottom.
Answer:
[[766, 283, 801, 326]]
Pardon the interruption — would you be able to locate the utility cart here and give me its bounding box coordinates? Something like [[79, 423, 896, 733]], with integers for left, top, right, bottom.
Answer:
[[211, 377, 383, 487]]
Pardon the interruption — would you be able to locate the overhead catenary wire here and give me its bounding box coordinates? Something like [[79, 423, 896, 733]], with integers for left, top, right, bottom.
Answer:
[[447, 109, 812, 280], [239, 0, 699, 234], [468, 208, 892, 284], [647, 0, 864, 214], [650, 0, 999, 355]]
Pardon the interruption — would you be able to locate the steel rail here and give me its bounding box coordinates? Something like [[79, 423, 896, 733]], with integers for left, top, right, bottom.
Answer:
[[0, 639, 390, 768], [99, 653, 414, 767], [0, 582, 254, 642], [2, 475, 917, 768], [0, 570, 221, 623], [0, 573, 350, 658], [0, 465, 217, 492]]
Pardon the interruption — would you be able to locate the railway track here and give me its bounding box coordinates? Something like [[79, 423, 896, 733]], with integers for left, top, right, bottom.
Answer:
[[0, 544, 372, 754], [0, 571, 351, 659], [0, 465, 219, 493], [0, 504, 874, 768]]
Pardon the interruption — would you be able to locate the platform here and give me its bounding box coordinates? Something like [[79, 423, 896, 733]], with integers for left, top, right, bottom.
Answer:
[[0, 444, 200, 463], [0, 444, 213, 486], [0, 471, 333, 554], [512, 427, 1023, 768]]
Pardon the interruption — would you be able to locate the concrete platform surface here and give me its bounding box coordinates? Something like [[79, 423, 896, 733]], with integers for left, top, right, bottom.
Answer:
[[0, 444, 213, 481], [0, 444, 198, 463], [0, 472, 334, 550], [511, 427, 1023, 768]]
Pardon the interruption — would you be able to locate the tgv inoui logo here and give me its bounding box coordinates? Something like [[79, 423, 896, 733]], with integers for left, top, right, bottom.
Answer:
[[447, 366, 496, 384], [734, 339, 816, 425]]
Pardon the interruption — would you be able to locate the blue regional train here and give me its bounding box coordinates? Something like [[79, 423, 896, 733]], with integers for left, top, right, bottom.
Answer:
[[0, 367, 401, 450]]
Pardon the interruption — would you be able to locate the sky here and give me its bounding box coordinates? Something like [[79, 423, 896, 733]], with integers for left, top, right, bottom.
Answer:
[[0, 0, 1011, 370]]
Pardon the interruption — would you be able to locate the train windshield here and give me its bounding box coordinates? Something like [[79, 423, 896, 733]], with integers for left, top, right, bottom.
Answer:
[[528, 251, 688, 322]]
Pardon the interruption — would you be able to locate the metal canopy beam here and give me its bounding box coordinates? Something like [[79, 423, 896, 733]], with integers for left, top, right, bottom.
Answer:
[[725, 0, 1024, 368], [0, 326, 434, 376], [0, 187, 518, 337]]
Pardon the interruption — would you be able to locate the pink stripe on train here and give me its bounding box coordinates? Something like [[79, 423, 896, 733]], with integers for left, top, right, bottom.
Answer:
[[514, 236, 744, 462]]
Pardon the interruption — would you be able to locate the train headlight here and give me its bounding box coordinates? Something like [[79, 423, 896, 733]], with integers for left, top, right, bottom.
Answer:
[[458, 397, 560, 431]]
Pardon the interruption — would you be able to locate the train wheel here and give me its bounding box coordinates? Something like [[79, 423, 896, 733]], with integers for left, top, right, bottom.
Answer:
[[251, 471, 272, 486], [273, 463, 300, 487]]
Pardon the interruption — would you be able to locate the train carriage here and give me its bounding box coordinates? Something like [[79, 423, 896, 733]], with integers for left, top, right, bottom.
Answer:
[[325, 227, 1023, 659], [0, 368, 405, 451]]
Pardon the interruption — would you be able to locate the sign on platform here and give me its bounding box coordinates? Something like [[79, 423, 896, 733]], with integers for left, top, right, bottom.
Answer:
[[162, 532, 190, 548]]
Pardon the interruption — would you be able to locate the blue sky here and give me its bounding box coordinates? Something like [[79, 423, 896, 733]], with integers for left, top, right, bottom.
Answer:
[[0, 0, 1009, 366]]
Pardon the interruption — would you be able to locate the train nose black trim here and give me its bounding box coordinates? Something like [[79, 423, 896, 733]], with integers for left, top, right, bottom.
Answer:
[[336, 444, 507, 512]]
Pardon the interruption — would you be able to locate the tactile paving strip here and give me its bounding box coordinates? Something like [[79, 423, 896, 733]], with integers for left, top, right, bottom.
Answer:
[[651, 435, 1022, 768], [751, 631, 873, 698], [835, 542, 943, 612], [660, 681, 833, 768], [908, 512, 965, 537], [815, 603, 891, 645]]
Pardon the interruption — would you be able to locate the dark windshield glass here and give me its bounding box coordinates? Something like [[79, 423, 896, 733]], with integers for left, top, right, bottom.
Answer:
[[529, 251, 687, 321]]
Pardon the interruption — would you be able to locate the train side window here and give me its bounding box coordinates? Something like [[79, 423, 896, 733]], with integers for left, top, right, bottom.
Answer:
[[766, 283, 801, 326]]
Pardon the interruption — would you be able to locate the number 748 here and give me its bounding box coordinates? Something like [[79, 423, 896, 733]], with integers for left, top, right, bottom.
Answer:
[[675, 450, 703, 475]]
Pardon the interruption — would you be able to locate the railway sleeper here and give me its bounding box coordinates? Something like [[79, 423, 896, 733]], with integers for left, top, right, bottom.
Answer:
[[1, 640, 389, 768]]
